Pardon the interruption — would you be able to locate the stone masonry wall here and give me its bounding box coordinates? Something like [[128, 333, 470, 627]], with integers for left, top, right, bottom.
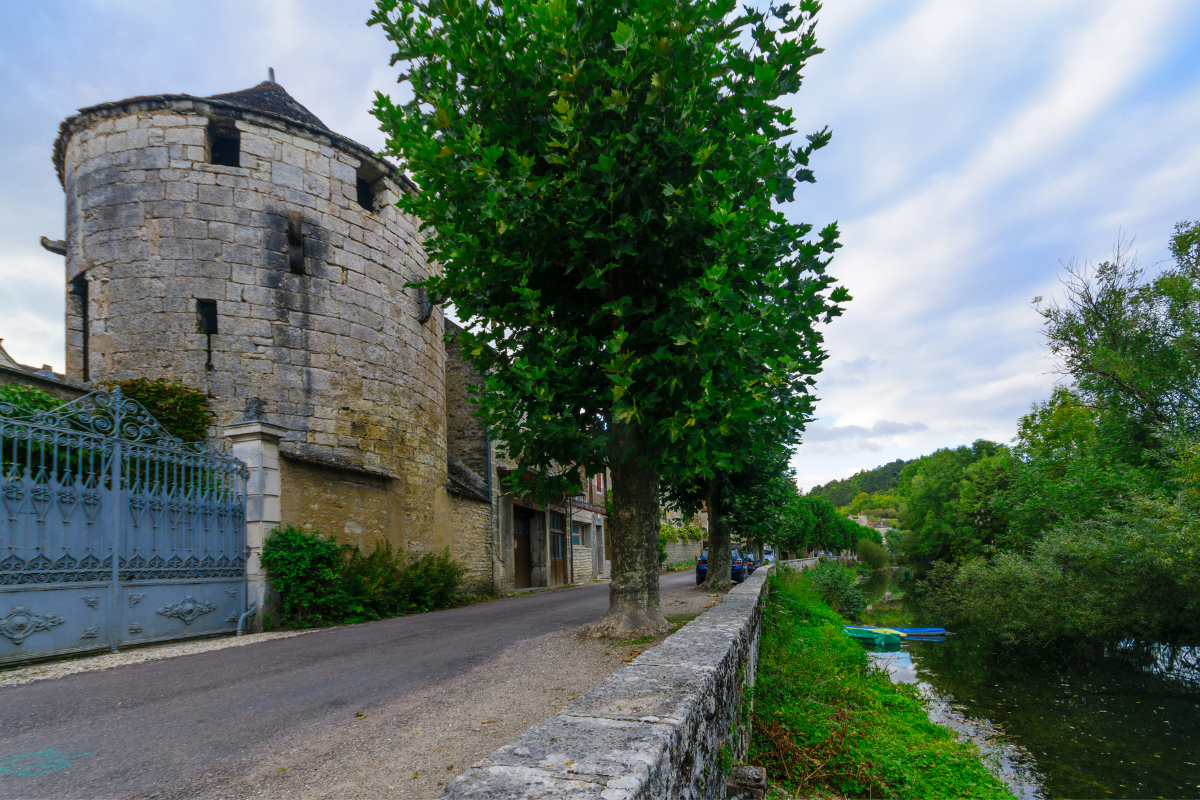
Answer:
[[441, 566, 771, 800], [448, 492, 494, 595], [444, 320, 489, 482], [0, 366, 86, 404], [279, 455, 399, 553], [56, 98, 446, 551], [664, 539, 702, 567], [571, 544, 594, 582]]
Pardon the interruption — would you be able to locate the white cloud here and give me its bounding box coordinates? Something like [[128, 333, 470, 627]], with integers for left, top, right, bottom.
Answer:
[[780, 0, 1200, 488]]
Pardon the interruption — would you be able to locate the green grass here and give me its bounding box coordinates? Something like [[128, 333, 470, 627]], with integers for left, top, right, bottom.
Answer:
[[750, 568, 1015, 799]]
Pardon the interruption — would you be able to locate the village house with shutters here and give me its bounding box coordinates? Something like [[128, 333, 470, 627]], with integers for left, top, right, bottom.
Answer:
[[7, 76, 620, 627]]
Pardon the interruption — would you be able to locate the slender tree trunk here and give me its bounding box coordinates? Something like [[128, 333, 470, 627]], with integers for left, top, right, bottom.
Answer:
[[701, 477, 732, 590], [588, 424, 669, 636]]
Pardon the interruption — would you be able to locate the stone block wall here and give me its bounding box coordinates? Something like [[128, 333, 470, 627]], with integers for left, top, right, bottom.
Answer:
[[279, 455, 400, 551], [571, 545, 594, 582], [55, 96, 447, 552], [0, 366, 86, 404], [445, 320, 489, 481], [445, 492, 494, 595], [664, 538, 702, 567], [441, 567, 771, 800]]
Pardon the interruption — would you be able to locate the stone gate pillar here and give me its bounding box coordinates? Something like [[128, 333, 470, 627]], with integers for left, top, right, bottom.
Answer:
[[222, 420, 287, 632]]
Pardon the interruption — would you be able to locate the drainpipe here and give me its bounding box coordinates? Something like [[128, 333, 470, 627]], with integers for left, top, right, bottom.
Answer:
[[567, 496, 574, 585], [237, 601, 258, 636], [485, 425, 496, 593]]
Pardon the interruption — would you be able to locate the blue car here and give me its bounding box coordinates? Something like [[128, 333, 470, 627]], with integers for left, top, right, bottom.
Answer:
[[695, 547, 747, 585]]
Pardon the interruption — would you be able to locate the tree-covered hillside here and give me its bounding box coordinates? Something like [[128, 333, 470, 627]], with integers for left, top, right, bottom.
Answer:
[[807, 458, 914, 507]]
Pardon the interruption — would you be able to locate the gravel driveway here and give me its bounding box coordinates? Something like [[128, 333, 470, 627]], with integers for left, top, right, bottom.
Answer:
[[0, 571, 721, 800]]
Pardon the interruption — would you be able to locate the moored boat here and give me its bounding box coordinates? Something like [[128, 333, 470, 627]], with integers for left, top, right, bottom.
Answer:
[[843, 626, 903, 646]]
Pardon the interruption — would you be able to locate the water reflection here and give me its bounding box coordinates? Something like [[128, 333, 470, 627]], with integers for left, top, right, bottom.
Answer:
[[868, 647, 1046, 800], [859, 568, 1200, 799]]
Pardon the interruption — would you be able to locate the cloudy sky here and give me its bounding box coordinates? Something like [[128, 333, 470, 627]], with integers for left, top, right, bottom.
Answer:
[[2, 1, 1199, 489]]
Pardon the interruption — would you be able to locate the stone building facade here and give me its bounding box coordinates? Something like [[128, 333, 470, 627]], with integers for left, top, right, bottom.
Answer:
[[35, 77, 627, 615], [44, 79, 495, 609]]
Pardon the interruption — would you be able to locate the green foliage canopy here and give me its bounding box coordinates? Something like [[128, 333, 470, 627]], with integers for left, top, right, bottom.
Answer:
[[371, 0, 847, 629], [0, 383, 61, 415], [371, 0, 845, 494]]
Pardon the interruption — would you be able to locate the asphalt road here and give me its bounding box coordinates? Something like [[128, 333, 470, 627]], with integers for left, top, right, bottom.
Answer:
[[0, 572, 696, 800]]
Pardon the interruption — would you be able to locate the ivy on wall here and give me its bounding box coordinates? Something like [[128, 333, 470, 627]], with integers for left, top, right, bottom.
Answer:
[[112, 379, 210, 443], [660, 521, 705, 545], [1, 379, 211, 444]]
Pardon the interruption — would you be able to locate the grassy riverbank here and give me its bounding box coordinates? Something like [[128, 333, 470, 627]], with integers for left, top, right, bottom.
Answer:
[[749, 567, 1015, 799]]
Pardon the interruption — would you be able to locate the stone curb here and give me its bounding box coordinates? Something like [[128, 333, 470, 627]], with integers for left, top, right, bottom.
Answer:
[[439, 567, 771, 800]]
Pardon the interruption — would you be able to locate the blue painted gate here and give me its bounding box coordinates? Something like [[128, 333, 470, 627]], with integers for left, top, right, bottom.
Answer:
[[0, 388, 248, 666]]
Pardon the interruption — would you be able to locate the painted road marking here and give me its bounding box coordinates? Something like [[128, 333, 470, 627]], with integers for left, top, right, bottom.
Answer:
[[0, 749, 93, 777]]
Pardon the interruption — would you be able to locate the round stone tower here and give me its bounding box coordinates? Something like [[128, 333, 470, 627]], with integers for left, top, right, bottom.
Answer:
[[51, 79, 447, 548]]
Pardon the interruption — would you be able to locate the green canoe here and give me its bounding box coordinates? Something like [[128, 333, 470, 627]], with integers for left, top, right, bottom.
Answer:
[[843, 626, 903, 646]]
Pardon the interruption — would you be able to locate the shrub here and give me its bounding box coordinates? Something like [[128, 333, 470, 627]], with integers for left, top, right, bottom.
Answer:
[[856, 537, 889, 569], [344, 541, 466, 619], [0, 383, 61, 414], [809, 560, 866, 619], [261, 525, 467, 627], [1, 379, 210, 448], [260, 526, 351, 627]]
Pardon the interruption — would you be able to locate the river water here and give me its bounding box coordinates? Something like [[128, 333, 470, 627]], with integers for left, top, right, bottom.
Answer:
[[858, 568, 1200, 799]]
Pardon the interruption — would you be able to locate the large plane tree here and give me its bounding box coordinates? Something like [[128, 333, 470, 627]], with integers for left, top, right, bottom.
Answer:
[[372, 0, 846, 633]]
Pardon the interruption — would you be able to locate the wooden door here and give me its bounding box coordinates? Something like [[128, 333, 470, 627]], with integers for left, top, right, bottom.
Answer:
[[513, 514, 531, 589], [550, 532, 566, 585]]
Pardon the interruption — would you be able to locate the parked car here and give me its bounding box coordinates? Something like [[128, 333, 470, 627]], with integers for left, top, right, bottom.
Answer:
[[762, 548, 777, 564], [695, 548, 747, 585], [745, 554, 757, 574]]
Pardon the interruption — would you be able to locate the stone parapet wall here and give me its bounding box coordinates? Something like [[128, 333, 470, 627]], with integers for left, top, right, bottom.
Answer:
[[279, 455, 397, 552], [440, 566, 771, 800], [0, 366, 86, 403]]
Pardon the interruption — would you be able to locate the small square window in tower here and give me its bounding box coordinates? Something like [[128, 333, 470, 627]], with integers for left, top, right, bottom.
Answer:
[[355, 176, 375, 213], [207, 120, 240, 167]]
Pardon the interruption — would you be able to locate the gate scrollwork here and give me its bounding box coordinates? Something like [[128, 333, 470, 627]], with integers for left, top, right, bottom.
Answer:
[[0, 605, 65, 644], [156, 595, 217, 625], [2, 388, 248, 662]]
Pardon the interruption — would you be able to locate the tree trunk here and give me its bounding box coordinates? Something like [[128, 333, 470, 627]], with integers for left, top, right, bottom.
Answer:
[[587, 424, 669, 636], [700, 477, 732, 590]]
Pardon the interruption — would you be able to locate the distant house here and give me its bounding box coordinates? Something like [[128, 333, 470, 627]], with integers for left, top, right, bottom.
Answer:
[[0, 339, 85, 402], [848, 512, 895, 536]]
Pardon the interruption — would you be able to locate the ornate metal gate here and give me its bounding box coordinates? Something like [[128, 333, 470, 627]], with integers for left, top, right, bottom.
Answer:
[[0, 388, 248, 666]]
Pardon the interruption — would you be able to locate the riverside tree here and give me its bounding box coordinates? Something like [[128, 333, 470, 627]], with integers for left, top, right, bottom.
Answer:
[[665, 432, 807, 589], [371, 0, 846, 633]]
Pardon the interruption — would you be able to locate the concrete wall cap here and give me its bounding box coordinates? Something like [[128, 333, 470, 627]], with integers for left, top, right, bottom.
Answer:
[[221, 420, 288, 442]]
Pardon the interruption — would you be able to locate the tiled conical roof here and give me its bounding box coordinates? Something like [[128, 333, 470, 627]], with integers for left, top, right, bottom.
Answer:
[[207, 81, 329, 131]]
